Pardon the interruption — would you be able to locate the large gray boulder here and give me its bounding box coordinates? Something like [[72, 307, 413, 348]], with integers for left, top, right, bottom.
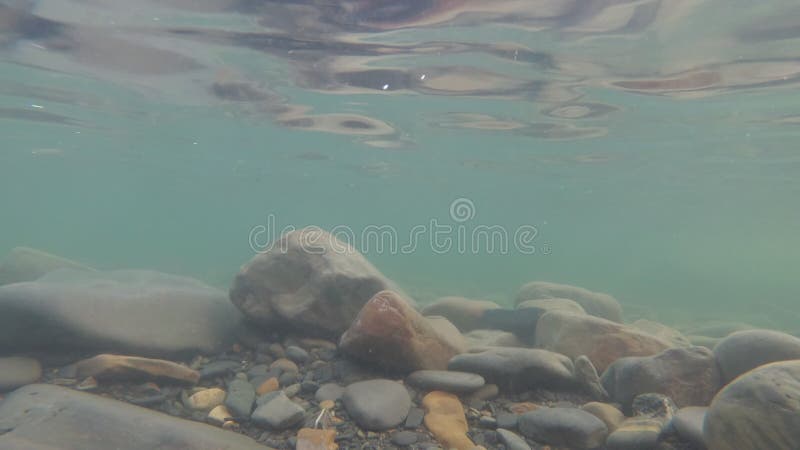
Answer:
[[713, 329, 800, 384], [0, 269, 242, 358], [230, 227, 409, 338], [0, 384, 268, 449]]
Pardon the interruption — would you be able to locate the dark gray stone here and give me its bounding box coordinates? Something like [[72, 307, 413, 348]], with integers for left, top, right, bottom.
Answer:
[[448, 347, 576, 392], [391, 431, 418, 446], [199, 361, 241, 379], [518, 407, 608, 449], [0, 269, 242, 358], [0, 357, 41, 391], [250, 391, 305, 429], [479, 307, 544, 342], [225, 378, 256, 418], [496, 429, 531, 450], [405, 407, 425, 429], [342, 379, 411, 431], [0, 384, 267, 449], [406, 370, 485, 393], [496, 412, 519, 430], [285, 346, 310, 364]]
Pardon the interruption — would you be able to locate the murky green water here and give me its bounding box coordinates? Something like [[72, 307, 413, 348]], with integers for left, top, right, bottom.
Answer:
[[1, 0, 799, 329]]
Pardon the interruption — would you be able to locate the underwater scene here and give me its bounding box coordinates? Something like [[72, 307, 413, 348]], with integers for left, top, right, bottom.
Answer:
[[0, 1, 799, 449]]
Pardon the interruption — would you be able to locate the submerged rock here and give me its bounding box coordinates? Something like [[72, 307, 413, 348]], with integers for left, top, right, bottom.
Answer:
[[463, 329, 524, 349], [251, 391, 305, 430], [421, 296, 501, 332], [712, 329, 800, 384], [230, 227, 409, 338], [342, 379, 411, 431], [0, 384, 267, 449], [515, 281, 622, 322], [69, 354, 200, 384], [0, 269, 242, 358], [406, 370, 485, 394], [339, 290, 465, 372], [422, 391, 475, 450], [0, 246, 93, 286], [0, 357, 42, 391], [602, 346, 720, 411], [518, 407, 608, 449], [631, 319, 691, 347], [517, 297, 586, 315], [534, 311, 673, 373], [671, 407, 707, 449], [448, 347, 576, 392], [479, 307, 544, 343], [704, 360, 800, 450]]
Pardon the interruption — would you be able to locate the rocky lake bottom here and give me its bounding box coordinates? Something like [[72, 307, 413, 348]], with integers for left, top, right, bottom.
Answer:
[[0, 229, 798, 450]]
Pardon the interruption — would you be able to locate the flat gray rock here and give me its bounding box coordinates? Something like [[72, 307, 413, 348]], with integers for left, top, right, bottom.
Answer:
[[406, 370, 485, 393], [0, 384, 268, 449], [448, 347, 576, 392], [0, 357, 41, 391], [342, 379, 411, 431], [0, 269, 243, 358], [518, 407, 608, 449], [251, 391, 305, 429]]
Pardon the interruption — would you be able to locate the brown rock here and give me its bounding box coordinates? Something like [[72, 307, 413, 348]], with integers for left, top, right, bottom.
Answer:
[[296, 428, 337, 450], [71, 354, 199, 384], [422, 391, 475, 450], [510, 402, 541, 414], [535, 311, 672, 373], [185, 388, 226, 410], [601, 346, 721, 411], [230, 227, 410, 338], [339, 291, 465, 372], [421, 297, 500, 332], [256, 377, 280, 395]]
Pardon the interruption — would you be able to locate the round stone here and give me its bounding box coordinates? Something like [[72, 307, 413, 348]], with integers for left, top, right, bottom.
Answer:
[[406, 370, 485, 393]]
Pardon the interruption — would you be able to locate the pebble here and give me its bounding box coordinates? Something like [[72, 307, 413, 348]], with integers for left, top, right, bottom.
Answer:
[[286, 346, 311, 364], [185, 388, 226, 410], [251, 391, 305, 429], [256, 377, 280, 395], [199, 360, 241, 379], [422, 391, 475, 450], [518, 407, 608, 449], [225, 378, 255, 418], [404, 407, 425, 429], [406, 370, 485, 393], [270, 358, 298, 374], [207, 404, 233, 426], [391, 430, 419, 446], [296, 428, 336, 450], [342, 379, 411, 431], [315, 383, 345, 402], [283, 383, 301, 398], [496, 429, 531, 450]]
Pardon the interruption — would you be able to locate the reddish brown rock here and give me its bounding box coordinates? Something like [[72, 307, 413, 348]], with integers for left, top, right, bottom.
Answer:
[[72, 354, 199, 384], [535, 311, 672, 373], [339, 291, 466, 372]]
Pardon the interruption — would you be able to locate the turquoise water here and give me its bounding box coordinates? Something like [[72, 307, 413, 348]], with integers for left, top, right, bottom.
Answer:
[[1, 0, 799, 329]]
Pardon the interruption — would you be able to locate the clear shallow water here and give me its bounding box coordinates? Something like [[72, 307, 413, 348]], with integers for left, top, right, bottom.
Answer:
[[1, 0, 799, 329]]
